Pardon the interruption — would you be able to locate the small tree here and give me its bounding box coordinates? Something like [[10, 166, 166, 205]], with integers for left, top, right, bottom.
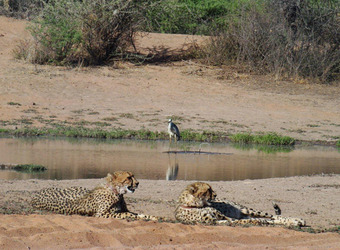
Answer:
[[80, 0, 138, 65], [28, 0, 82, 64], [20, 0, 141, 65]]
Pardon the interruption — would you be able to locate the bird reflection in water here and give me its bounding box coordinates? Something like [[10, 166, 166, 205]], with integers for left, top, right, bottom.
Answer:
[[166, 154, 179, 181]]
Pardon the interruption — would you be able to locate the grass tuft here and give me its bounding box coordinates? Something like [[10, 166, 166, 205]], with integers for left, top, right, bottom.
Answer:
[[230, 132, 295, 146], [0, 126, 297, 145], [13, 164, 47, 172]]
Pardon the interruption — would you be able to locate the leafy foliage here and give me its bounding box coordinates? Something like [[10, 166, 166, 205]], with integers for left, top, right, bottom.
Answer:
[[141, 0, 256, 35], [17, 0, 141, 65], [27, 0, 82, 64]]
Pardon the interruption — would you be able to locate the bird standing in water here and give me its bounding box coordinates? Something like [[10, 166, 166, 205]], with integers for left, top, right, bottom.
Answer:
[[168, 119, 181, 145]]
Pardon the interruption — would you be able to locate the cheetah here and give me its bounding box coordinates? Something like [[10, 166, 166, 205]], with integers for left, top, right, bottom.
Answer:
[[31, 171, 162, 221], [175, 182, 306, 227]]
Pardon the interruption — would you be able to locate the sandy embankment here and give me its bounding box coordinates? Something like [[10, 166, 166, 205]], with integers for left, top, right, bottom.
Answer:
[[0, 175, 339, 249]]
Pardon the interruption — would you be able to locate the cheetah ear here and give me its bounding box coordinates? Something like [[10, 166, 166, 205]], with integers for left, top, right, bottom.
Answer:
[[188, 185, 197, 194], [106, 173, 115, 182]]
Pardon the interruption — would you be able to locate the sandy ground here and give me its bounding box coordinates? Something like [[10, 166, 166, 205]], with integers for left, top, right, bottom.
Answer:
[[0, 16, 340, 249], [0, 16, 340, 143], [0, 175, 340, 249]]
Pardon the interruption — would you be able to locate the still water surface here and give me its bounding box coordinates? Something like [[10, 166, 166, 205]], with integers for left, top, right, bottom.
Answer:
[[0, 137, 339, 181]]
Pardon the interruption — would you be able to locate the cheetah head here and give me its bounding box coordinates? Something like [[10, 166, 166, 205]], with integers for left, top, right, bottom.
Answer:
[[106, 171, 139, 195], [178, 182, 217, 208]]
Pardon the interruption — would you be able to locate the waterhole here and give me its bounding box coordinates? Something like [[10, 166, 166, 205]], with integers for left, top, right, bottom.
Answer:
[[0, 137, 339, 181]]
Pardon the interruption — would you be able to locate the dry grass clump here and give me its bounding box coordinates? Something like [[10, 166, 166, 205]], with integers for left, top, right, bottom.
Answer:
[[202, 0, 340, 83]]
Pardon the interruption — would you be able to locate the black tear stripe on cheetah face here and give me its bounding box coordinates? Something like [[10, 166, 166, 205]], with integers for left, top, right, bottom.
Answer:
[[175, 182, 306, 227], [31, 171, 165, 222]]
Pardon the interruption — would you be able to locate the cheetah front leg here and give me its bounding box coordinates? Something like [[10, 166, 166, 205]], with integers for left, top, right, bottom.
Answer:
[[136, 213, 168, 222]]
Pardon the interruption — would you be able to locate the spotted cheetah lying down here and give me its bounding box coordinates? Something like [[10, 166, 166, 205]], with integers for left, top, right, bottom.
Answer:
[[175, 182, 306, 227], [31, 171, 161, 221]]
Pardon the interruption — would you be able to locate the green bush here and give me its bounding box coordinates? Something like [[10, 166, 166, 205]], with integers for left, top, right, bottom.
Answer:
[[16, 0, 142, 65], [27, 0, 82, 64], [141, 0, 256, 35], [0, 0, 43, 18]]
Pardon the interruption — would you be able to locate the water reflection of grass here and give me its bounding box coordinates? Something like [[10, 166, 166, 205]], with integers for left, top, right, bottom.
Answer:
[[231, 143, 294, 154], [0, 164, 47, 172]]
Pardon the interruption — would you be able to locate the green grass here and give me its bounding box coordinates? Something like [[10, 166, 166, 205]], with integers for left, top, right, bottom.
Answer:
[[13, 164, 47, 172], [337, 140, 340, 147], [0, 126, 298, 145], [7, 102, 21, 106], [230, 133, 295, 146], [0, 126, 228, 142], [180, 130, 226, 142], [0, 126, 167, 140]]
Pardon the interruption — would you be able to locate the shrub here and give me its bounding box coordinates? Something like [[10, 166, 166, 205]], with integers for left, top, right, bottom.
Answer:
[[0, 0, 43, 18], [141, 0, 255, 35], [26, 0, 82, 64], [203, 0, 340, 83], [79, 0, 139, 64], [17, 0, 142, 65]]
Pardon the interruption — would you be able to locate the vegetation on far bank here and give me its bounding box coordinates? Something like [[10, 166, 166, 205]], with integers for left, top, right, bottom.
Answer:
[[2, 125, 340, 149], [2, 0, 338, 83], [0, 124, 340, 146], [0, 126, 226, 142], [230, 133, 295, 146], [0, 126, 300, 146]]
